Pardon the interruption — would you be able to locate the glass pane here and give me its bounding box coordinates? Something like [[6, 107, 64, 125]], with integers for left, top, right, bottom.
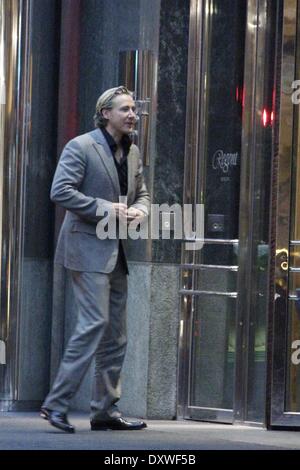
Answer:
[[194, 0, 246, 292], [201, 0, 246, 243], [190, 296, 236, 409], [289, 271, 300, 296], [246, 245, 269, 421], [196, 244, 239, 268], [189, 0, 246, 412], [287, 251, 300, 412], [194, 267, 237, 293], [244, 0, 278, 421], [285, 2, 300, 414], [289, 246, 300, 270], [286, 301, 300, 412]]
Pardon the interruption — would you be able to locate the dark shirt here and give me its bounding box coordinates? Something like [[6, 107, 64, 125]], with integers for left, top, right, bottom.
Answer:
[[101, 127, 130, 274], [101, 127, 131, 196]]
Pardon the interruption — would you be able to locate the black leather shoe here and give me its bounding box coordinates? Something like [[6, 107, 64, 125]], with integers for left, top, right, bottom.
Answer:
[[40, 407, 75, 433], [91, 416, 147, 431]]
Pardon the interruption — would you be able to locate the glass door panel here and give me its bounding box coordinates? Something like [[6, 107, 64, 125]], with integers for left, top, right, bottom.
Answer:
[[238, 0, 279, 423], [190, 296, 236, 411], [179, 0, 281, 425], [284, 3, 300, 414], [286, 302, 300, 412], [271, 0, 300, 428], [178, 0, 246, 423]]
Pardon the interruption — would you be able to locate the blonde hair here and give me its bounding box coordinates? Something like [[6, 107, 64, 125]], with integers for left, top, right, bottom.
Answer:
[[93, 86, 133, 128]]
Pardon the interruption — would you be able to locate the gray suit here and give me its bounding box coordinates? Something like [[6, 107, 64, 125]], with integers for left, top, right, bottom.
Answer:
[[52, 127, 150, 273], [43, 128, 150, 420]]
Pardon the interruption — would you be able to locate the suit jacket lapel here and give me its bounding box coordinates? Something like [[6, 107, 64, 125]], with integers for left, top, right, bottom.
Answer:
[[90, 129, 121, 196]]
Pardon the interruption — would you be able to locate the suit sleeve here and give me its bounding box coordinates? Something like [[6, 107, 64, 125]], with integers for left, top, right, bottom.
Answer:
[[50, 139, 113, 223], [130, 154, 151, 216]]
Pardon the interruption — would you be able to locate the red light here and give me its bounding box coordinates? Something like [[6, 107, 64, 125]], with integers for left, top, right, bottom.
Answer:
[[271, 111, 274, 125], [262, 108, 268, 127]]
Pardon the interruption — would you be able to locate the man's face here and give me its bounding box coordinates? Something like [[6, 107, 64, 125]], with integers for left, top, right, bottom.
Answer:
[[103, 94, 136, 136]]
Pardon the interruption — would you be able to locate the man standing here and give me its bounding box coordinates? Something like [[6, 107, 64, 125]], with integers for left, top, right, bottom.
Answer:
[[41, 86, 150, 433]]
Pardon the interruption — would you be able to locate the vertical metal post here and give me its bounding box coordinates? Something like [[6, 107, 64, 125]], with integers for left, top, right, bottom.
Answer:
[[0, 0, 32, 408], [177, 0, 204, 418]]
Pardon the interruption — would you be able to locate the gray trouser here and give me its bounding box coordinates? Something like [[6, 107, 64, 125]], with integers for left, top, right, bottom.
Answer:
[[43, 255, 128, 421]]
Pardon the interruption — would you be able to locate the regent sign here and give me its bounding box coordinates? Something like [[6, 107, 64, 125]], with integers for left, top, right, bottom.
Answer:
[[212, 149, 239, 174]]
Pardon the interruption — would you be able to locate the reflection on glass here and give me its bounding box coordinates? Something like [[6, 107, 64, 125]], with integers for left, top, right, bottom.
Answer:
[[0, 0, 5, 390], [118, 50, 154, 166], [194, 266, 237, 293], [285, 2, 300, 411], [244, 0, 278, 421], [181, 268, 193, 291], [290, 246, 300, 270], [246, 244, 269, 421], [286, 301, 300, 411], [190, 296, 236, 409], [202, 0, 245, 244], [189, 0, 246, 412], [285, 45, 300, 411]]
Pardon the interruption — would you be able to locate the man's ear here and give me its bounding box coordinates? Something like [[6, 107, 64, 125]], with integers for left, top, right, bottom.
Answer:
[[102, 109, 110, 120]]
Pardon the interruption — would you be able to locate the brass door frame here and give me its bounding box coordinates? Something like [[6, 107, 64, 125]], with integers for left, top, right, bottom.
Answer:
[[178, 0, 281, 425], [235, 0, 281, 425], [270, 0, 300, 428]]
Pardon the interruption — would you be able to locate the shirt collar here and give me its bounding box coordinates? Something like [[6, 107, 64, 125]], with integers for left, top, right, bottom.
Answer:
[[101, 127, 132, 157]]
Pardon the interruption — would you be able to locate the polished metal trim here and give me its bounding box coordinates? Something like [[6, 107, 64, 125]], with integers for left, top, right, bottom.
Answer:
[[0, 0, 32, 402], [195, 0, 210, 212], [187, 407, 233, 424], [271, 412, 300, 427], [179, 289, 238, 298], [270, 0, 299, 427], [119, 50, 154, 166], [234, 0, 260, 424], [288, 295, 299, 300], [0, 0, 5, 382], [187, 406, 232, 411], [180, 264, 238, 271], [234, 0, 277, 425], [0, 0, 24, 401], [177, 0, 203, 419], [183, 238, 239, 245]]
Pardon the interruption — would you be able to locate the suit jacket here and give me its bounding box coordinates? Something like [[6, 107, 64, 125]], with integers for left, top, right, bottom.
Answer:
[[51, 128, 151, 273]]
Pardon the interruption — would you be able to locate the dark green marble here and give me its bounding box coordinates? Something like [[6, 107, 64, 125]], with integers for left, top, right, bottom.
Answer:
[[152, 0, 190, 263]]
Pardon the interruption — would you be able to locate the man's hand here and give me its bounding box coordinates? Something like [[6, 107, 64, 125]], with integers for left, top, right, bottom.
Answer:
[[112, 203, 128, 220], [112, 204, 146, 224], [126, 207, 146, 223]]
